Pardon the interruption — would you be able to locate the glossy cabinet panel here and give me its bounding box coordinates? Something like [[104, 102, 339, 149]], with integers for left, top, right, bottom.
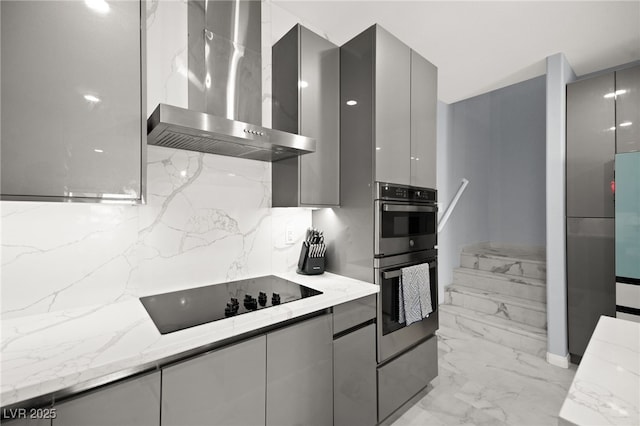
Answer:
[[333, 324, 377, 426], [410, 51, 438, 189], [567, 218, 616, 358], [615, 65, 640, 153], [53, 372, 160, 426], [3, 417, 51, 426], [333, 294, 376, 335], [272, 25, 340, 207], [375, 27, 412, 186], [615, 152, 640, 279], [161, 336, 266, 426], [266, 314, 333, 426], [1, 1, 144, 201], [566, 73, 616, 217], [377, 334, 438, 422]]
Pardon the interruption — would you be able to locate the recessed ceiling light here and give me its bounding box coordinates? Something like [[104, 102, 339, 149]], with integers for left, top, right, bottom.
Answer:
[[346, 100, 358, 106], [298, 81, 309, 88], [84, 94, 101, 103], [620, 121, 632, 127], [85, 0, 110, 15], [94, 149, 104, 153]]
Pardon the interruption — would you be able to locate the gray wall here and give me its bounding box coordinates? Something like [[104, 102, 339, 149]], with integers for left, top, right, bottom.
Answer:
[[437, 76, 546, 301]]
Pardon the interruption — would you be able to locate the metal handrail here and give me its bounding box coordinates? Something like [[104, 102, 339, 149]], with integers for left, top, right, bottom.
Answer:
[[437, 178, 469, 233]]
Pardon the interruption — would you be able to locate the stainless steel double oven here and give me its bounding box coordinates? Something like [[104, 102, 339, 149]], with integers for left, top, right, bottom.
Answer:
[[374, 183, 438, 363]]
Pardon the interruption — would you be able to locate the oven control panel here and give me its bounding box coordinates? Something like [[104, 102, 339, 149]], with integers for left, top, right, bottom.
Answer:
[[377, 183, 436, 202]]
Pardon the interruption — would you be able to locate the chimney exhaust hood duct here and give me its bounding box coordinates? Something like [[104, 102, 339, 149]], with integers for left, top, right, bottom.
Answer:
[[146, 0, 315, 161]]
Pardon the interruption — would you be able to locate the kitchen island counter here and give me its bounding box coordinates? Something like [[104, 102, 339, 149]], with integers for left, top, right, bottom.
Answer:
[[0, 272, 378, 408], [558, 315, 639, 426]]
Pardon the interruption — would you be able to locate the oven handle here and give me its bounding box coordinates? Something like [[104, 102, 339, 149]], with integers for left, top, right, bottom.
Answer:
[[382, 262, 435, 279], [383, 204, 437, 213]]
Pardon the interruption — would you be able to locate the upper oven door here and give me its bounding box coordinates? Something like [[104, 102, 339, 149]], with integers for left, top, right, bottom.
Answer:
[[375, 201, 437, 257]]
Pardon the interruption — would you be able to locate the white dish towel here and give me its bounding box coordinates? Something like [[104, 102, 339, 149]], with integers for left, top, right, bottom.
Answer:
[[398, 262, 433, 326]]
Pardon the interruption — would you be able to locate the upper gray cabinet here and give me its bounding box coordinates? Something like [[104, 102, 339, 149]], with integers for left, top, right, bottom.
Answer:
[[340, 25, 437, 188], [566, 73, 616, 218], [272, 25, 340, 207], [410, 51, 438, 189], [615, 65, 640, 153], [1, 0, 145, 202], [374, 27, 412, 186]]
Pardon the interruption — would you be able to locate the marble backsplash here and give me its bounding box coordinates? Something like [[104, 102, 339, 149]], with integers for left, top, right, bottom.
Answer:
[[1, 0, 329, 319], [1, 147, 311, 319]]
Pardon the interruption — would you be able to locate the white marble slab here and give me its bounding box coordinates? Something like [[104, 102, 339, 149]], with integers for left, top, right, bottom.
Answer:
[[558, 316, 640, 426], [0, 272, 377, 407]]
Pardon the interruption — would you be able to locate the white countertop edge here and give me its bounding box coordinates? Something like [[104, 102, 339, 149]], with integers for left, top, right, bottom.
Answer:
[[1, 272, 378, 407], [558, 316, 640, 426]]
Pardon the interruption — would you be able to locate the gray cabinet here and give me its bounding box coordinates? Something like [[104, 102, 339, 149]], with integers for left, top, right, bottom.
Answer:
[[615, 65, 640, 153], [566, 73, 616, 218], [53, 372, 160, 426], [3, 417, 51, 426], [377, 334, 438, 422], [333, 295, 376, 426], [340, 25, 437, 188], [567, 218, 616, 358], [410, 51, 438, 189], [375, 27, 412, 186], [161, 336, 266, 426], [1, 1, 145, 202], [272, 25, 340, 207], [266, 314, 333, 426]]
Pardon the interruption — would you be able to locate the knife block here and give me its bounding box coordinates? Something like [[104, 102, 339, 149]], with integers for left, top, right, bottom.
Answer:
[[296, 242, 325, 275]]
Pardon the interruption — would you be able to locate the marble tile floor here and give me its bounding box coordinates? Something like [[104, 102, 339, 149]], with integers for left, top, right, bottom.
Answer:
[[389, 326, 576, 426]]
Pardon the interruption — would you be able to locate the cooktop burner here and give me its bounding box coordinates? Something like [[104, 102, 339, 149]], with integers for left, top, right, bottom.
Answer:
[[139, 275, 322, 334]]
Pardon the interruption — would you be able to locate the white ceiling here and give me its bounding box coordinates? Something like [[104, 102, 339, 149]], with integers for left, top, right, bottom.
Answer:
[[271, 0, 640, 103]]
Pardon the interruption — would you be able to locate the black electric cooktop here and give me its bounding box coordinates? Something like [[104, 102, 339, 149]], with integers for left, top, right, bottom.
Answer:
[[139, 275, 323, 334]]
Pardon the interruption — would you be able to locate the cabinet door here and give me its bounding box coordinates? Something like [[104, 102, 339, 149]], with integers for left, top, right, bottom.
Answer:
[[615, 65, 640, 153], [375, 26, 411, 185], [1, 1, 143, 201], [266, 314, 333, 426], [161, 336, 266, 426], [567, 218, 616, 358], [566, 73, 616, 217], [53, 372, 160, 426], [410, 51, 437, 189], [333, 324, 377, 426], [3, 417, 51, 426], [299, 26, 340, 206]]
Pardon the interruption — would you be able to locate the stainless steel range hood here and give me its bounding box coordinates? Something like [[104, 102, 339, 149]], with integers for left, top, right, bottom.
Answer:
[[147, 104, 315, 162], [146, 0, 315, 162]]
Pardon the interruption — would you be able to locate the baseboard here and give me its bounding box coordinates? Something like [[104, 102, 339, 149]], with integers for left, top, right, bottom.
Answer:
[[546, 351, 570, 368]]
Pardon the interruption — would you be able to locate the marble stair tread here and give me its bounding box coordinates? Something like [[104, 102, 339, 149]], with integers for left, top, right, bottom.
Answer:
[[439, 305, 547, 340], [445, 284, 546, 312], [461, 243, 546, 264], [452, 267, 546, 303]]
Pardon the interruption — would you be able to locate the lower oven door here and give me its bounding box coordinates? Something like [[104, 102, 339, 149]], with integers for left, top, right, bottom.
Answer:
[[375, 250, 438, 363]]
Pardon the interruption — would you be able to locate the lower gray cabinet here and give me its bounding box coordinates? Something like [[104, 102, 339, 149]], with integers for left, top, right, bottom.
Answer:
[[161, 336, 266, 426], [333, 323, 377, 426], [266, 314, 333, 426], [2, 417, 51, 426], [53, 371, 160, 426], [377, 335, 438, 422], [567, 217, 616, 358]]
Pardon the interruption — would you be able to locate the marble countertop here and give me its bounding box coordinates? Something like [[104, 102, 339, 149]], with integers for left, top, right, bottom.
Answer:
[[0, 272, 378, 408], [558, 316, 639, 426]]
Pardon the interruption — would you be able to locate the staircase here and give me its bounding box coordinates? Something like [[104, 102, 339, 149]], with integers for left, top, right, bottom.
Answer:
[[439, 243, 548, 358]]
